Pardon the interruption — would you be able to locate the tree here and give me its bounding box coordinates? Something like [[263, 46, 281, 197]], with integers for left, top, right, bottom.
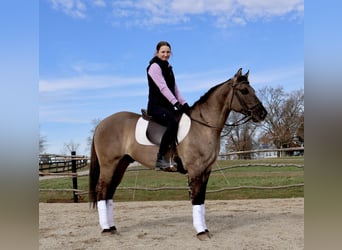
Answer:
[[296, 114, 304, 144], [221, 112, 260, 159], [39, 126, 48, 153], [64, 140, 80, 154], [39, 133, 47, 153], [258, 86, 304, 155], [86, 118, 102, 152]]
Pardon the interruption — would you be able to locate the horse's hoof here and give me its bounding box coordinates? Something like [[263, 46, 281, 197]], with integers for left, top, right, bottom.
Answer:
[[205, 229, 212, 238], [101, 229, 112, 236], [110, 226, 117, 234], [196, 231, 211, 241]]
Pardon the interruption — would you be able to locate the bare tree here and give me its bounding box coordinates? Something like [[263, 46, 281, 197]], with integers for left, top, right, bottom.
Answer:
[[258, 86, 304, 154], [296, 114, 304, 144], [39, 125, 48, 153], [221, 112, 259, 159], [64, 140, 80, 154], [86, 118, 102, 152], [39, 133, 47, 153]]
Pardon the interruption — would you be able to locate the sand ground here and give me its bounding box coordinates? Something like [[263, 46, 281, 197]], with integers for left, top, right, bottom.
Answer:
[[39, 198, 303, 250]]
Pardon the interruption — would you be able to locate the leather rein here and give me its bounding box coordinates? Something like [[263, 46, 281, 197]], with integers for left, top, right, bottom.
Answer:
[[190, 114, 252, 129]]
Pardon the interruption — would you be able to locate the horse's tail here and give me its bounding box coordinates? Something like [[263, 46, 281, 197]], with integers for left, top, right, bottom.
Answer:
[[89, 138, 99, 208]]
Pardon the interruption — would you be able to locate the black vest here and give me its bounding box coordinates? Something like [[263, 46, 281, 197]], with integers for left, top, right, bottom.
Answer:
[[147, 56, 176, 112]]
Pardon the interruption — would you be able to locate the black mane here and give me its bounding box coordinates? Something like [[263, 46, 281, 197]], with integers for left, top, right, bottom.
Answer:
[[192, 79, 231, 107]]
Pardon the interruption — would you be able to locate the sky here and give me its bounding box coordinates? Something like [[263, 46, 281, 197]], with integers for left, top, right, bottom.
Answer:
[[39, 0, 304, 155]]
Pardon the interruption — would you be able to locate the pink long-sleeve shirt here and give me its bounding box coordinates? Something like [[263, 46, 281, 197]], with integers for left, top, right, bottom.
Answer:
[[148, 62, 186, 105]]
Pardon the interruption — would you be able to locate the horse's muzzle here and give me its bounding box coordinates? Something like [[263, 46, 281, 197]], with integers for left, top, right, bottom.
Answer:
[[250, 103, 267, 122]]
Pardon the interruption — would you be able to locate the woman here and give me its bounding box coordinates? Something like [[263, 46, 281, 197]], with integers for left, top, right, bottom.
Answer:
[[146, 41, 190, 170]]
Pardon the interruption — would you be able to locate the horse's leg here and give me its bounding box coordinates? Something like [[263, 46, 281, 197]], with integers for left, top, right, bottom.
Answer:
[[97, 199, 115, 235], [96, 163, 116, 234], [98, 155, 133, 235], [188, 168, 211, 240]]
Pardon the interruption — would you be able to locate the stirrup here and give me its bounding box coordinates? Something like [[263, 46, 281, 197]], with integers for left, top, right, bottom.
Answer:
[[155, 158, 177, 171]]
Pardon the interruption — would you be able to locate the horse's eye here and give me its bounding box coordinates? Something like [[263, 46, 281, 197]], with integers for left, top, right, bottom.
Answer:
[[240, 88, 249, 95]]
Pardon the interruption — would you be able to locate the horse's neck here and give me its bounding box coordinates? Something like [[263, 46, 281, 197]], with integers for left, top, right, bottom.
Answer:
[[193, 81, 233, 131]]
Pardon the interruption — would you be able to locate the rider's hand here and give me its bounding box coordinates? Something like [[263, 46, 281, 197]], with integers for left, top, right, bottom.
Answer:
[[181, 103, 190, 115], [174, 102, 182, 110]]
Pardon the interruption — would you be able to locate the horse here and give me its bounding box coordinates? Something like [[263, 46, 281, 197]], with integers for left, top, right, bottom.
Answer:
[[89, 68, 267, 240]]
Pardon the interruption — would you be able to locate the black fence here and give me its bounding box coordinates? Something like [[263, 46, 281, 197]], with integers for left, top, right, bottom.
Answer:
[[39, 151, 89, 202], [39, 152, 88, 173]]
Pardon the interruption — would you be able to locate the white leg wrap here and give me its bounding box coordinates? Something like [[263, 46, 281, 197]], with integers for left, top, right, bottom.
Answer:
[[201, 204, 208, 230], [106, 199, 115, 227], [193, 205, 206, 233], [97, 200, 109, 230]]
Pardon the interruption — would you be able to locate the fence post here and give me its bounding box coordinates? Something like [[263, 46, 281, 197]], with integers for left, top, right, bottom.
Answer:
[[71, 151, 78, 203]]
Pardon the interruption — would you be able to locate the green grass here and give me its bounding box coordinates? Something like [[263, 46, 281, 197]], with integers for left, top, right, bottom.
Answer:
[[39, 157, 304, 202]]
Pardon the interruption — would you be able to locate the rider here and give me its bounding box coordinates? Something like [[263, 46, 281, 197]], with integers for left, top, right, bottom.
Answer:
[[146, 41, 190, 170]]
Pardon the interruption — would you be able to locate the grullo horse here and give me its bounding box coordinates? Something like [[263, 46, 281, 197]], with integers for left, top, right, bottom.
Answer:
[[89, 68, 267, 240]]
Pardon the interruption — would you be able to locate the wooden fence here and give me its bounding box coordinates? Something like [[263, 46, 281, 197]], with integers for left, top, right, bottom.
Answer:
[[39, 151, 88, 202], [39, 152, 88, 173], [218, 147, 304, 160], [39, 148, 304, 203]]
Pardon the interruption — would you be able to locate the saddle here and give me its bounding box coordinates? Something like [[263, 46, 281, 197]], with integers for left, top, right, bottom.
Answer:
[[135, 109, 191, 146], [141, 109, 167, 145]]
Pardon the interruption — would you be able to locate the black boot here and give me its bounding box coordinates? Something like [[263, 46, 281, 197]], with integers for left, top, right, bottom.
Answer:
[[155, 153, 177, 170]]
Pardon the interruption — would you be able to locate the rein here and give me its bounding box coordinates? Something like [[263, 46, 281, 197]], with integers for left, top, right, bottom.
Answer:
[[190, 114, 251, 129]]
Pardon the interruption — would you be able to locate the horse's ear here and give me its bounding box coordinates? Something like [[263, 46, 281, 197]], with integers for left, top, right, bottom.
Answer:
[[244, 70, 249, 79], [234, 68, 243, 78]]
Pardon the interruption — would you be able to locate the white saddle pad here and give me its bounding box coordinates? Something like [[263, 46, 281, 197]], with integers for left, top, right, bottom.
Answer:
[[135, 113, 191, 146]]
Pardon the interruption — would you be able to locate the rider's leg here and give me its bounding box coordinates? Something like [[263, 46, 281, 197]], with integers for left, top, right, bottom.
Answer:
[[148, 107, 178, 169]]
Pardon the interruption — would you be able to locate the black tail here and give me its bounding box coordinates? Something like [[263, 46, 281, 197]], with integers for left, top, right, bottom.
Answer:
[[88, 138, 100, 208]]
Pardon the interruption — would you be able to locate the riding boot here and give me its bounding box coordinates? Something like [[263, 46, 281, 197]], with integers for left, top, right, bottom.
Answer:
[[155, 152, 177, 170], [156, 125, 178, 170]]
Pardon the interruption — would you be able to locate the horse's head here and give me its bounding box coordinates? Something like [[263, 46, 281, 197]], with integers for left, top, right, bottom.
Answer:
[[230, 68, 267, 122]]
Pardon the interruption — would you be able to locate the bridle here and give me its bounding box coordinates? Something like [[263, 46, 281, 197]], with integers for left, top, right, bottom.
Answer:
[[190, 81, 258, 129]]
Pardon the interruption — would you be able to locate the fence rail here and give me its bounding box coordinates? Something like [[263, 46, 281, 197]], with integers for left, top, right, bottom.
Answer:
[[218, 147, 304, 160], [222, 147, 304, 156], [39, 153, 88, 173], [39, 154, 304, 202]]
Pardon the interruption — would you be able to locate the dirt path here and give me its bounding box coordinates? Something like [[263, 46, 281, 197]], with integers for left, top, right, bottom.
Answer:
[[39, 198, 303, 250]]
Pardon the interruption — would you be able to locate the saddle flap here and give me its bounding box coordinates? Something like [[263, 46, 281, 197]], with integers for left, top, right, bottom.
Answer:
[[135, 113, 191, 146], [146, 121, 167, 145]]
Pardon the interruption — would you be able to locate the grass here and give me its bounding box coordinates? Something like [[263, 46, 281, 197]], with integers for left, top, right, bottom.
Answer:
[[39, 157, 304, 203]]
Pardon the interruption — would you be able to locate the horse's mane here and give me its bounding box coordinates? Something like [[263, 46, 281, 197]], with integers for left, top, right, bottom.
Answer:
[[192, 79, 231, 107], [191, 73, 250, 108]]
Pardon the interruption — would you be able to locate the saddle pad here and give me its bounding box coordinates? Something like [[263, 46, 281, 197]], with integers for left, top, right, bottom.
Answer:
[[135, 113, 191, 146]]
